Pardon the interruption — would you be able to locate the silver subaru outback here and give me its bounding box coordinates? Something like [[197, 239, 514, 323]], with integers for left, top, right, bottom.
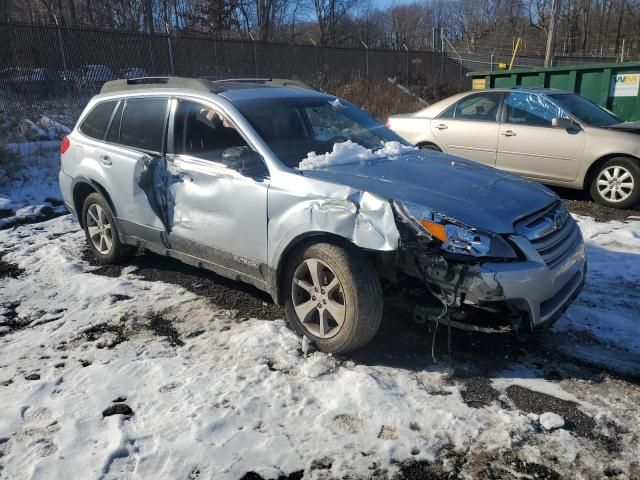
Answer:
[[59, 77, 587, 353]]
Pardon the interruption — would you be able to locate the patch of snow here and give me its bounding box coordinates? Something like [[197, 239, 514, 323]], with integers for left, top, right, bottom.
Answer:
[[553, 215, 640, 355], [0, 141, 65, 229], [299, 140, 415, 170], [540, 412, 565, 431]]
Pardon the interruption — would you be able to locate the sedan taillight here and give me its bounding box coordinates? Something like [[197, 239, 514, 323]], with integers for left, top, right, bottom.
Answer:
[[61, 136, 70, 154]]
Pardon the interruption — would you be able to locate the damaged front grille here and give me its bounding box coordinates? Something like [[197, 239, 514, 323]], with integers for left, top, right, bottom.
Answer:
[[515, 202, 581, 269]]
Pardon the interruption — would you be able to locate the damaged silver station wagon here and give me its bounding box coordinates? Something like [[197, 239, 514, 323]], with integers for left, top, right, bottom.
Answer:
[[59, 77, 587, 353]]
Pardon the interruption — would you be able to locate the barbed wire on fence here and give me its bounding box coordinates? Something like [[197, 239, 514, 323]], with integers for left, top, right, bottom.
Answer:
[[442, 33, 636, 73]]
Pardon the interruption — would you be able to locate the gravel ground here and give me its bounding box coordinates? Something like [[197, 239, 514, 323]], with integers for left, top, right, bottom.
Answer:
[[552, 186, 640, 222]]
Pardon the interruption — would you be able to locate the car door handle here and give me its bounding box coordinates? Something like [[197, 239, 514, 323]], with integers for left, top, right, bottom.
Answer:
[[501, 130, 516, 137], [99, 154, 112, 166], [434, 124, 448, 130]]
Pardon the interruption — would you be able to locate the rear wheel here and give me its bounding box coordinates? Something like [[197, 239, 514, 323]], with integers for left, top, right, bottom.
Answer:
[[589, 157, 640, 209], [418, 143, 441, 152], [283, 242, 382, 354], [82, 193, 135, 264]]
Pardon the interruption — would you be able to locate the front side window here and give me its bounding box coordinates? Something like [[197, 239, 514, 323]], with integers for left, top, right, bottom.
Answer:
[[80, 101, 116, 140], [548, 93, 621, 126], [504, 92, 566, 127], [441, 93, 501, 122], [173, 100, 248, 162], [234, 97, 407, 168], [119, 97, 168, 153]]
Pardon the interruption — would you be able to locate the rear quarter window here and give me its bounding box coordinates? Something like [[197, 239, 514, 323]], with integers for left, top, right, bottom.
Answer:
[[119, 98, 168, 153], [80, 101, 117, 140]]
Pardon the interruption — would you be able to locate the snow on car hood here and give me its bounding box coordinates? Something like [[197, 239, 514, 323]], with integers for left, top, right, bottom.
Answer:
[[299, 140, 415, 169], [300, 147, 558, 234]]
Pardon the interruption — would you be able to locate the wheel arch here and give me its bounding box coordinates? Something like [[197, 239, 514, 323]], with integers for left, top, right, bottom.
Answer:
[[273, 231, 364, 306], [584, 153, 640, 191], [71, 176, 118, 228], [415, 140, 442, 151]]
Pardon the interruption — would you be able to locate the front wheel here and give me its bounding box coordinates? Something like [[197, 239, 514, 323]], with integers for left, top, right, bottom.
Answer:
[[589, 157, 640, 209], [283, 242, 383, 354]]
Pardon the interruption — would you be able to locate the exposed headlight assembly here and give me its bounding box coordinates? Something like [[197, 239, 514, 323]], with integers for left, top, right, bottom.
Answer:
[[393, 201, 517, 259]]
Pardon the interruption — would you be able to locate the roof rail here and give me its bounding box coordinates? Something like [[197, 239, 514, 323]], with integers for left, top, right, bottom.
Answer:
[[213, 78, 314, 90], [100, 76, 314, 94], [100, 76, 213, 94]]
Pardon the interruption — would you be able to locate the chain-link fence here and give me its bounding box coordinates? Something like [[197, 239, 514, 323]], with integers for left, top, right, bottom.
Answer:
[[442, 35, 630, 74], [0, 22, 465, 112]]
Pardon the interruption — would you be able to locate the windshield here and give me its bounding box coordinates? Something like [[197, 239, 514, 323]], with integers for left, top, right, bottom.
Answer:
[[233, 97, 408, 167], [548, 93, 622, 126]]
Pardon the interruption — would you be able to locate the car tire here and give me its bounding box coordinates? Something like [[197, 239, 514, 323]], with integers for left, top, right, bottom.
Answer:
[[82, 193, 135, 264], [589, 157, 640, 209], [283, 242, 383, 354], [418, 143, 441, 152]]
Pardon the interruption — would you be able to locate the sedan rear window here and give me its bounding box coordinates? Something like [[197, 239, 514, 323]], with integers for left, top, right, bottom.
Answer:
[[80, 101, 116, 140]]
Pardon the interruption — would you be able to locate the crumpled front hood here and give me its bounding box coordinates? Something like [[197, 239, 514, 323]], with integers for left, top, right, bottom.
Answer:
[[301, 151, 558, 233]]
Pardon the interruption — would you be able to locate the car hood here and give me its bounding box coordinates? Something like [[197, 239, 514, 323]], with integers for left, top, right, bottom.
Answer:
[[603, 121, 640, 134], [301, 151, 558, 234]]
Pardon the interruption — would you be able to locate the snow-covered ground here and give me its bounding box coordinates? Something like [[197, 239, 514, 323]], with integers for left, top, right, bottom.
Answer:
[[0, 141, 67, 230], [1, 140, 640, 478]]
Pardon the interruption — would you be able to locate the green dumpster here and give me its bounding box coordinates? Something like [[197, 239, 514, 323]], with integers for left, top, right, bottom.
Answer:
[[469, 62, 640, 121]]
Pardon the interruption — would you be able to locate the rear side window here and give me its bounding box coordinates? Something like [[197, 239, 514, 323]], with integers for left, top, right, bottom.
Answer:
[[80, 101, 116, 140], [449, 93, 501, 122], [120, 98, 168, 152], [106, 101, 124, 143]]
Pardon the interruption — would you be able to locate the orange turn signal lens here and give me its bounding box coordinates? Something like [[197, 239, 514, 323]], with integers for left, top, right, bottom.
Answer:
[[418, 220, 448, 242]]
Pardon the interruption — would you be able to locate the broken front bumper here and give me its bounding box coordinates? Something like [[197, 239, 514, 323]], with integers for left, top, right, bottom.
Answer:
[[425, 232, 587, 330]]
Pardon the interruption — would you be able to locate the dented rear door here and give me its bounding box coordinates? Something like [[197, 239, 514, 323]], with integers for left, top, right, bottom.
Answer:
[[101, 96, 172, 243]]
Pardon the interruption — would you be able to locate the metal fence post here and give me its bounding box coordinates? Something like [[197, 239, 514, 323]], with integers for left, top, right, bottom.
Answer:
[[361, 40, 369, 81], [53, 15, 71, 98], [249, 33, 258, 78], [402, 44, 409, 85], [165, 23, 175, 75], [309, 37, 319, 78]]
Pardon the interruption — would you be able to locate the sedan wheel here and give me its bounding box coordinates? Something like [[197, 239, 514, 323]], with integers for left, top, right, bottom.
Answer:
[[590, 157, 640, 209], [596, 166, 634, 203], [292, 258, 346, 339]]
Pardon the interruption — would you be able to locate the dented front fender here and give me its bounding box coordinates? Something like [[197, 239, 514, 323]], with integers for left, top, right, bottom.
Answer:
[[267, 171, 400, 268]]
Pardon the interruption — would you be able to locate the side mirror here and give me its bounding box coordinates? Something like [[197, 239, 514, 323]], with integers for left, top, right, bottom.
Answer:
[[222, 146, 267, 177], [551, 117, 575, 129]]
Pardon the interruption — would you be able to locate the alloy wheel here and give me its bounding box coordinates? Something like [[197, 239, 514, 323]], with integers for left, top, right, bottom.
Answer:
[[86, 203, 113, 255], [597, 166, 635, 203], [291, 258, 346, 339]]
